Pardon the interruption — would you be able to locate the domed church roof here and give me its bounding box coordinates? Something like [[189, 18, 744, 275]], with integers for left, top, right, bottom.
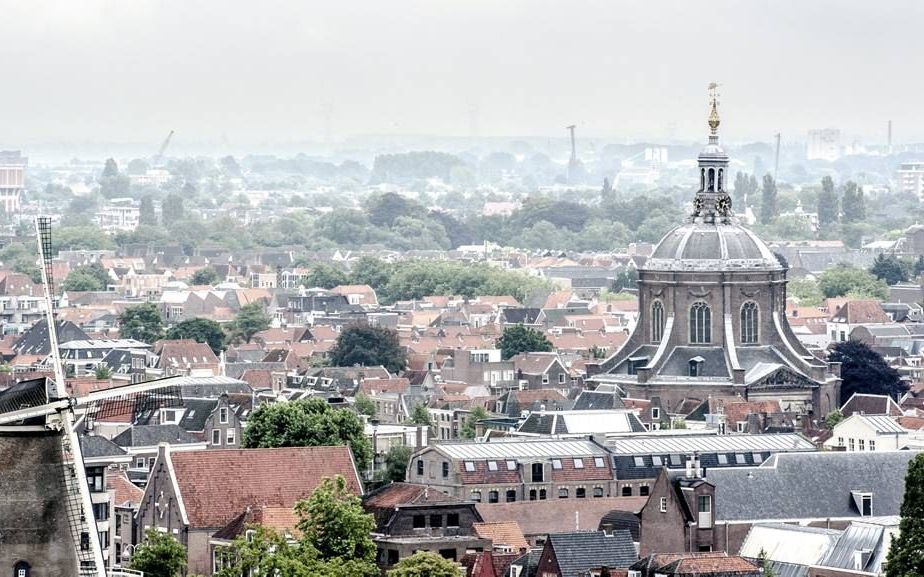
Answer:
[[645, 83, 782, 273]]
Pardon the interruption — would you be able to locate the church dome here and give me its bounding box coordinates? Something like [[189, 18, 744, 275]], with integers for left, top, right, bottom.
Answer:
[[646, 221, 782, 271]]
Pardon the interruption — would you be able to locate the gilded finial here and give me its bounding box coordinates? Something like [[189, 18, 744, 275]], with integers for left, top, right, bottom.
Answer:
[[708, 82, 720, 135]]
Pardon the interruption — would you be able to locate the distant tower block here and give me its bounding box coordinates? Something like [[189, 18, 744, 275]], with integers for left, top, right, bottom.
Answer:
[[0, 150, 26, 214]]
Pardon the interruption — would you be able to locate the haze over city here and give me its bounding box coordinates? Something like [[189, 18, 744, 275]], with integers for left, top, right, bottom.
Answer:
[[3, 0, 924, 150]]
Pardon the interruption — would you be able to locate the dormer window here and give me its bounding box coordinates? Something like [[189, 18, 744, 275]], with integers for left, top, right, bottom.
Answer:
[[464, 461, 475, 472], [688, 356, 705, 377], [551, 459, 563, 470], [487, 461, 498, 471], [852, 491, 873, 516], [573, 458, 584, 469]]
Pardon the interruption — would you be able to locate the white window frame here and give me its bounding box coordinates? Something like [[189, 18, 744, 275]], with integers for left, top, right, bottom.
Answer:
[[659, 497, 668, 513], [219, 407, 229, 424], [211, 429, 221, 446], [226, 428, 236, 445]]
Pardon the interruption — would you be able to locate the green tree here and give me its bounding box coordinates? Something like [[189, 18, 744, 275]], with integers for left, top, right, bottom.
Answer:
[[62, 263, 110, 292], [817, 176, 839, 226], [818, 264, 889, 299], [757, 548, 776, 577], [53, 226, 116, 252], [99, 158, 130, 199], [497, 324, 554, 360], [95, 364, 113, 380], [243, 398, 373, 471], [824, 409, 844, 429], [139, 195, 157, 226], [408, 403, 433, 427], [350, 257, 393, 288], [787, 278, 824, 307], [129, 529, 187, 577], [760, 173, 778, 225], [841, 181, 866, 223], [382, 445, 414, 483], [119, 302, 164, 344], [305, 264, 349, 289], [328, 325, 407, 373], [388, 551, 461, 577], [190, 267, 220, 286], [230, 302, 271, 343], [870, 253, 908, 286], [162, 193, 185, 223], [884, 453, 924, 577], [460, 406, 489, 439], [166, 318, 226, 354], [354, 393, 376, 417], [830, 340, 908, 401], [296, 475, 377, 564]]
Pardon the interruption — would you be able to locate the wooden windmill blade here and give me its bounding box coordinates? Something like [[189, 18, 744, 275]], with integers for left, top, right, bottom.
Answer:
[[31, 216, 109, 577]]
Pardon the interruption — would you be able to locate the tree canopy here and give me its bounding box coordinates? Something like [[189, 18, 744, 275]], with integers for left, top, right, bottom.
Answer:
[[829, 340, 908, 401], [817, 264, 889, 300], [816, 176, 839, 226], [869, 254, 910, 286], [62, 263, 110, 292], [165, 317, 226, 354], [214, 476, 378, 577], [243, 397, 373, 472], [388, 551, 461, 577], [497, 324, 554, 360], [381, 445, 414, 483], [305, 263, 349, 289], [230, 302, 271, 343], [129, 529, 187, 577], [884, 453, 924, 577], [118, 302, 164, 344], [329, 325, 407, 374], [190, 267, 220, 286]]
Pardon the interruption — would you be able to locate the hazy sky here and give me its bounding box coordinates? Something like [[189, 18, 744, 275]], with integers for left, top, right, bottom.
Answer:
[[2, 0, 922, 147]]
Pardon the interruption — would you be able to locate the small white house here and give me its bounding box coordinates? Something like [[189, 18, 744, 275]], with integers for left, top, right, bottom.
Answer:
[[824, 414, 909, 452]]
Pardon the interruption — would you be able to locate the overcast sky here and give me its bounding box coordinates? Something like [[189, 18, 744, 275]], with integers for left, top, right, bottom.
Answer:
[[2, 0, 921, 148]]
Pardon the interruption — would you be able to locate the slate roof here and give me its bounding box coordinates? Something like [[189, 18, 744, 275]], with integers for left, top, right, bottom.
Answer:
[[14, 319, 90, 355], [517, 410, 646, 436], [598, 510, 640, 542], [572, 390, 626, 410], [661, 346, 729, 378], [169, 445, 361, 528], [112, 424, 200, 447], [546, 530, 638, 574], [79, 434, 127, 458], [177, 398, 220, 432], [709, 451, 919, 521]]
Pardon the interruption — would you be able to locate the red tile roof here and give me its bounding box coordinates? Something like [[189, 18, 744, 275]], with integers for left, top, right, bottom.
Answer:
[[107, 469, 144, 508], [169, 446, 361, 528], [472, 521, 529, 551]]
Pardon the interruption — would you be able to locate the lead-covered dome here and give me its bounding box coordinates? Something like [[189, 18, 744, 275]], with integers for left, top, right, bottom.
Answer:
[[646, 221, 781, 272]]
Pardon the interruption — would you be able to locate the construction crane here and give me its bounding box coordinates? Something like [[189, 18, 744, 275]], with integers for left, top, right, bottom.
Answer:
[[153, 129, 175, 166]]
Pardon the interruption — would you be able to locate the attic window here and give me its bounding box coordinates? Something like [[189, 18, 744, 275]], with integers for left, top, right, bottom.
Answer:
[[487, 461, 498, 471], [735, 453, 746, 464], [573, 458, 584, 469], [852, 492, 873, 516], [506, 460, 517, 471], [717, 454, 728, 465], [669, 454, 681, 466], [633, 456, 645, 467], [551, 459, 563, 470], [652, 456, 663, 467], [594, 457, 606, 468], [464, 461, 475, 472], [688, 356, 705, 377], [751, 452, 763, 464]]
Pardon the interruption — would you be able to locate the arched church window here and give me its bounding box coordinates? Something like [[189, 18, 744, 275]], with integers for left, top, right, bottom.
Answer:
[[717, 169, 723, 191], [651, 300, 664, 342], [740, 301, 759, 344], [689, 302, 711, 344], [14, 562, 31, 577], [700, 169, 705, 191], [708, 168, 716, 191]]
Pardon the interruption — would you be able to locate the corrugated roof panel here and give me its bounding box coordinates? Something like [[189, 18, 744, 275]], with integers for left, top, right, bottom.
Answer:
[[606, 433, 815, 455], [438, 439, 608, 460]]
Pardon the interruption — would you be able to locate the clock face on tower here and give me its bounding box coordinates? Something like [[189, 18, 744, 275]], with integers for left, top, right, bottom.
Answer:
[[693, 196, 704, 214], [716, 195, 731, 216]]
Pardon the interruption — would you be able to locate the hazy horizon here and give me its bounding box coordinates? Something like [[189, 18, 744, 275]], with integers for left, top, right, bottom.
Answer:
[[3, 0, 922, 150]]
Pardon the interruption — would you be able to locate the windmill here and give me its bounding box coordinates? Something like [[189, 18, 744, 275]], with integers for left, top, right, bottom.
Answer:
[[0, 217, 183, 576]]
